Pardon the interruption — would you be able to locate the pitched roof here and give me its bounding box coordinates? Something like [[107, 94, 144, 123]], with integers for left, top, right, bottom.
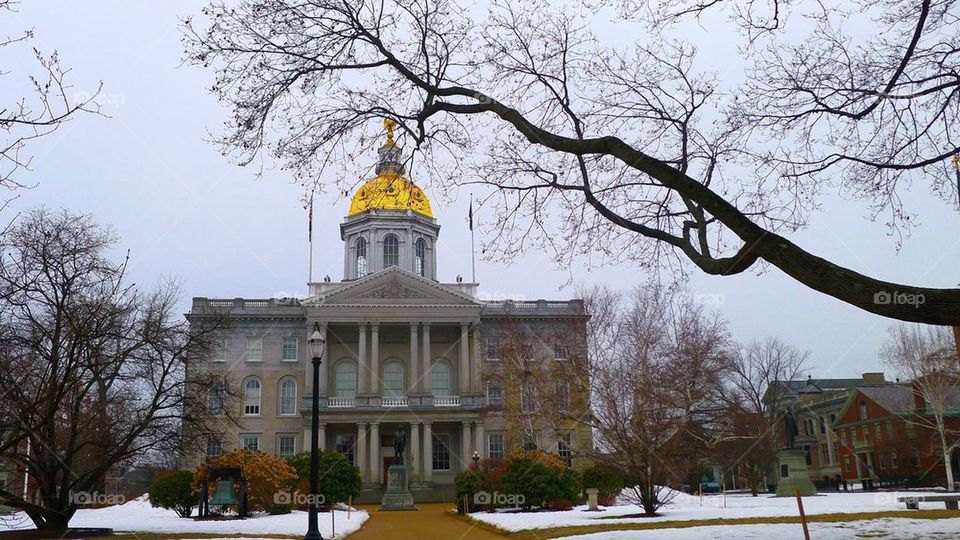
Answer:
[[858, 385, 916, 414]]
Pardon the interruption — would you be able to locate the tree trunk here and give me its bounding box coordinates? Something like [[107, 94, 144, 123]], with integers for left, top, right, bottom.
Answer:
[[942, 431, 955, 491]]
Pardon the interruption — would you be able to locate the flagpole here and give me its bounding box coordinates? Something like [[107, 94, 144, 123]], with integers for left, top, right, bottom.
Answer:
[[308, 195, 314, 284], [470, 193, 476, 283]]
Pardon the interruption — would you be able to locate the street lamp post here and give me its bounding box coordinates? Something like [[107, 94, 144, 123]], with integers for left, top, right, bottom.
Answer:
[[305, 323, 326, 540], [472, 451, 480, 470]]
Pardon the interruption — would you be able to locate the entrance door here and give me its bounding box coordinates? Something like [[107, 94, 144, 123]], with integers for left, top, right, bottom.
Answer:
[[383, 457, 395, 484]]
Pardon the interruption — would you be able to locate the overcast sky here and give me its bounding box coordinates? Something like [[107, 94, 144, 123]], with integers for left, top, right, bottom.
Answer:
[[3, 1, 959, 380]]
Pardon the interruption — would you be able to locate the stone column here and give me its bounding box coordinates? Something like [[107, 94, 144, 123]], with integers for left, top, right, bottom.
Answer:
[[318, 323, 329, 395], [474, 423, 485, 459], [423, 422, 433, 484], [471, 323, 482, 393], [358, 323, 368, 396], [369, 422, 380, 485], [459, 323, 470, 394], [319, 422, 327, 451], [824, 417, 835, 465], [461, 421, 472, 471], [409, 323, 419, 394], [421, 323, 431, 394], [357, 423, 367, 482], [370, 323, 380, 395], [409, 422, 421, 483]]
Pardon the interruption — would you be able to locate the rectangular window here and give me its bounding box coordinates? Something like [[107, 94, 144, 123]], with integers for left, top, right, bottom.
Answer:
[[206, 436, 222, 457], [819, 417, 826, 434], [891, 449, 898, 468], [277, 435, 296, 457], [804, 445, 812, 466], [485, 338, 500, 360], [486, 380, 503, 407], [874, 423, 882, 442], [553, 343, 567, 360], [844, 455, 851, 472], [488, 433, 505, 460], [241, 435, 260, 452], [820, 444, 829, 465], [521, 381, 537, 413], [558, 431, 573, 467], [282, 337, 298, 361], [907, 424, 916, 439], [840, 430, 847, 444], [212, 338, 226, 362], [555, 381, 570, 412], [432, 433, 451, 471], [859, 402, 867, 421], [207, 383, 225, 415], [886, 421, 894, 439], [336, 434, 355, 465], [246, 337, 262, 362], [910, 450, 920, 467]]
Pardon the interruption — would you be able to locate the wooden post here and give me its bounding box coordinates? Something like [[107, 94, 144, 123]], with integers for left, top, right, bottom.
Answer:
[[795, 489, 810, 540]]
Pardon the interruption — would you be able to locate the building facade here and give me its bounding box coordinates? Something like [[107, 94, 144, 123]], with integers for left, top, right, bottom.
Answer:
[[185, 126, 591, 499]]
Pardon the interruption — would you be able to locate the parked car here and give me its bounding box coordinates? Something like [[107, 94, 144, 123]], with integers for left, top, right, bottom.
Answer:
[[699, 481, 721, 494]]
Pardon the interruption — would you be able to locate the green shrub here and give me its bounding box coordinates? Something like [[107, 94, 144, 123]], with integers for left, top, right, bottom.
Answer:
[[581, 465, 624, 505], [286, 450, 362, 507], [148, 470, 195, 518]]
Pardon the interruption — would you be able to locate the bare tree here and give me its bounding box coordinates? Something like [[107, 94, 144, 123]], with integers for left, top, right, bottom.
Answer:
[[719, 337, 808, 495], [1, 1, 101, 212], [583, 283, 733, 514], [183, 0, 960, 324], [0, 208, 227, 533], [882, 323, 960, 491]]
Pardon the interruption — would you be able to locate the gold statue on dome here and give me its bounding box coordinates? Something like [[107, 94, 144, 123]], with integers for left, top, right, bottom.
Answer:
[[384, 118, 397, 146]]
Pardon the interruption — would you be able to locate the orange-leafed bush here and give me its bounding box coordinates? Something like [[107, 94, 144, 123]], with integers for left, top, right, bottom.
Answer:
[[193, 449, 298, 512]]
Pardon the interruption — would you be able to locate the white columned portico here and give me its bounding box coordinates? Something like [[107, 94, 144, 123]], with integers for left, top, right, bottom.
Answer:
[[370, 322, 380, 394], [358, 323, 368, 395], [409, 323, 419, 394], [369, 422, 380, 484], [421, 323, 431, 394], [471, 323, 482, 393], [319, 422, 327, 451], [409, 422, 421, 483], [423, 422, 433, 484], [357, 423, 367, 482], [459, 323, 470, 394], [460, 421, 472, 471], [474, 423, 485, 459]]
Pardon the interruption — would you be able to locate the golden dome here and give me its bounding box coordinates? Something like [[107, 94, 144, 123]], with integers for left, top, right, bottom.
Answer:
[[347, 172, 433, 218], [347, 118, 433, 218]]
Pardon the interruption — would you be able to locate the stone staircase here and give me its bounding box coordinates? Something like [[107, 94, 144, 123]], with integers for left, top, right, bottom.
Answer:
[[355, 484, 457, 505]]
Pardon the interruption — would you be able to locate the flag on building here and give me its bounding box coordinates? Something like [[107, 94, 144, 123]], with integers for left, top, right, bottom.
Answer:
[[468, 198, 474, 231]]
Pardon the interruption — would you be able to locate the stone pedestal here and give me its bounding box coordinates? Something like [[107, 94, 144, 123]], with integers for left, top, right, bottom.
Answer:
[[775, 448, 818, 497], [379, 464, 417, 511], [584, 488, 602, 511]]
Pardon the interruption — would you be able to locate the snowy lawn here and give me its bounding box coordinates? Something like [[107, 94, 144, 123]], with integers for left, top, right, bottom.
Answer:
[[0, 496, 367, 539], [467, 489, 954, 532], [560, 516, 960, 540]]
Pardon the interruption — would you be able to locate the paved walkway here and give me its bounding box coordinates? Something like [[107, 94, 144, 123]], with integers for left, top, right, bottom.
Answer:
[[347, 503, 508, 539]]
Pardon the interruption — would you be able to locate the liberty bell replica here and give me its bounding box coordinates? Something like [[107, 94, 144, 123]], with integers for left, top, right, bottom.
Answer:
[[209, 479, 239, 506]]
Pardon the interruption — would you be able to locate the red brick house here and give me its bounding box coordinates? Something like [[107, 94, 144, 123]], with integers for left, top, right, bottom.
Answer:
[[833, 384, 960, 487]]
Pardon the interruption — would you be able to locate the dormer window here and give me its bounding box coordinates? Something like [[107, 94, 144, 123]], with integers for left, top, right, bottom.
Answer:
[[383, 234, 399, 267], [356, 237, 368, 278], [415, 238, 426, 276]]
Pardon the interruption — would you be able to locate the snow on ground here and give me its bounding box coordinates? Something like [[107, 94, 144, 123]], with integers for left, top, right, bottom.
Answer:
[[468, 489, 950, 532], [0, 498, 367, 539], [562, 517, 960, 540]]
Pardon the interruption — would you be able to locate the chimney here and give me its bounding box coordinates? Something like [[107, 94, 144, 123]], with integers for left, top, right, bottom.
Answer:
[[862, 372, 886, 385]]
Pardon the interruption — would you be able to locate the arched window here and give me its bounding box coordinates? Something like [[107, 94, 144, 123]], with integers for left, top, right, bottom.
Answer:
[[335, 361, 357, 397], [415, 238, 426, 276], [383, 361, 405, 397], [279, 378, 297, 415], [243, 378, 261, 416], [431, 360, 451, 396], [383, 234, 399, 268], [356, 238, 368, 278]]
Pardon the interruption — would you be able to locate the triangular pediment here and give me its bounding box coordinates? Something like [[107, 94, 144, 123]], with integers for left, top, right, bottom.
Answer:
[[308, 266, 480, 306]]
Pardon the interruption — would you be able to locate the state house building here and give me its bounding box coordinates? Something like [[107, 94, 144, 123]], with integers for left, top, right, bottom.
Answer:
[[186, 126, 591, 498]]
